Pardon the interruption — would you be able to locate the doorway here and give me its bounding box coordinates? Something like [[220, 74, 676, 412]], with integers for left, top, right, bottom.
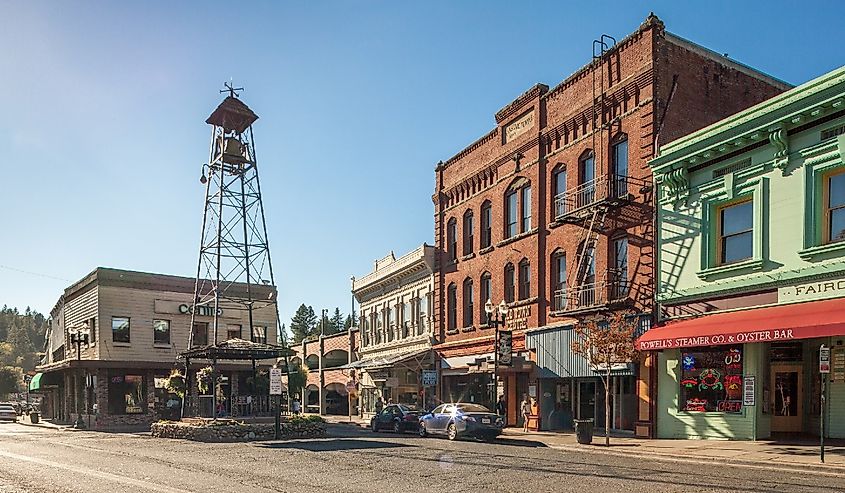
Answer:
[[771, 363, 803, 433]]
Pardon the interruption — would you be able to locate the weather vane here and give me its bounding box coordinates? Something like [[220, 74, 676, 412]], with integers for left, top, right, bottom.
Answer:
[[221, 81, 244, 98]]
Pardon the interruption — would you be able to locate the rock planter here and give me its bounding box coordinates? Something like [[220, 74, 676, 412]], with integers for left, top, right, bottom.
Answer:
[[151, 416, 327, 442]]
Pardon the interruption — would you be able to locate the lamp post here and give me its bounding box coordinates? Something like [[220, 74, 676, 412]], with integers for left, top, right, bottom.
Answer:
[[68, 326, 90, 429], [484, 299, 508, 408]]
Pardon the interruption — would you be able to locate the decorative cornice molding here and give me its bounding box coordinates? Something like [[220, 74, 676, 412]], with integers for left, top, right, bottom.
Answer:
[[495, 84, 548, 123]]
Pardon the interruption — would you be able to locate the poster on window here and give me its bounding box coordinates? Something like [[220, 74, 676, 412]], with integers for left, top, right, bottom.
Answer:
[[680, 347, 743, 413]]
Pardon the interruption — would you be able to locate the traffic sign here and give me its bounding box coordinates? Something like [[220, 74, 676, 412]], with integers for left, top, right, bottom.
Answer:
[[820, 345, 831, 374], [269, 367, 283, 395], [422, 370, 437, 387]]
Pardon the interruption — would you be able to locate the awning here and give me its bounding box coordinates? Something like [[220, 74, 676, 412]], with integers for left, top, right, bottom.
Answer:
[[28, 373, 43, 392], [637, 297, 845, 351], [339, 348, 430, 370]]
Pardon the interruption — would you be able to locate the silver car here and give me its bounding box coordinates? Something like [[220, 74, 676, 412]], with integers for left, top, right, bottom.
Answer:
[[0, 404, 17, 422], [418, 403, 503, 441]]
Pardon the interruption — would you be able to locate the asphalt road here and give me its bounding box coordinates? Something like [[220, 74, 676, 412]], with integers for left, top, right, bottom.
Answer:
[[0, 422, 842, 493]]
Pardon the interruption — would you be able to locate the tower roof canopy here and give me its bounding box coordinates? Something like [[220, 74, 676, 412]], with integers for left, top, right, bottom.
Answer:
[[206, 96, 259, 134]]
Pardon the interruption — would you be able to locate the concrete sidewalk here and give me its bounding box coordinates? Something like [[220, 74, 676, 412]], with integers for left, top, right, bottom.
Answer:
[[16, 415, 75, 431], [501, 428, 845, 472]]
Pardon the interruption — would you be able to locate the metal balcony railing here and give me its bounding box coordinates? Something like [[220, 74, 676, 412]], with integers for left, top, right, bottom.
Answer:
[[554, 175, 641, 221], [551, 272, 630, 313]]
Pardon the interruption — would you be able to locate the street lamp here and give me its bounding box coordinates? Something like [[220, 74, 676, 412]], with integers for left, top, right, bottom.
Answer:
[[484, 299, 509, 407], [68, 325, 90, 429]]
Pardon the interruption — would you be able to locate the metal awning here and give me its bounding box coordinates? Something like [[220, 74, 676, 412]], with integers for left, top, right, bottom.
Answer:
[[339, 348, 430, 370]]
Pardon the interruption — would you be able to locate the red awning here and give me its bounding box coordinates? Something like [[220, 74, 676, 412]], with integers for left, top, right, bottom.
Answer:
[[637, 297, 845, 351]]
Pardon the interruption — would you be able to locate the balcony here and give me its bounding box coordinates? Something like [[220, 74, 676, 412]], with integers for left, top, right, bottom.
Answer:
[[551, 272, 631, 314], [553, 175, 644, 222]]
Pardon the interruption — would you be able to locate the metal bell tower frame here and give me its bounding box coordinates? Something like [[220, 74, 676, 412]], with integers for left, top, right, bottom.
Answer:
[[188, 83, 285, 350]]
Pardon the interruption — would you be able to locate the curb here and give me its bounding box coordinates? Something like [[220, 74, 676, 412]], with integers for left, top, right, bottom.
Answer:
[[16, 420, 76, 431]]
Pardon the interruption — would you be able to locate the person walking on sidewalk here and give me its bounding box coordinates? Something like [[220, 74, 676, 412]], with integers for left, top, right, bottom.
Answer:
[[520, 394, 532, 432], [496, 395, 507, 422]]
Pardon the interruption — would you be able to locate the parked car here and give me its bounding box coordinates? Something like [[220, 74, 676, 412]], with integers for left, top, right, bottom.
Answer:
[[418, 403, 503, 441], [0, 403, 17, 423], [370, 404, 423, 433]]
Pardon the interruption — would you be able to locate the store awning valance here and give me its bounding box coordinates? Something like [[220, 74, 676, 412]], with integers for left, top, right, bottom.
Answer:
[[637, 297, 845, 351], [339, 348, 430, 370], [28, 373, 43, 391]]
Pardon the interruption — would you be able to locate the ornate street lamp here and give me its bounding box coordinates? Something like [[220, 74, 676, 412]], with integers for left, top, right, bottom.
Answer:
[[68, 325, 90, 429], [484, 299, 509, 407]]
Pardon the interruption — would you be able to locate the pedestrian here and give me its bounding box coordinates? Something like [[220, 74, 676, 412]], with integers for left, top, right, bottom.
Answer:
[[496, 394, 507, 420], [386, 398, 393, 406], [292, 398, 301, 415], [521, 394, 532, 432], [375, 396, 384, 415]]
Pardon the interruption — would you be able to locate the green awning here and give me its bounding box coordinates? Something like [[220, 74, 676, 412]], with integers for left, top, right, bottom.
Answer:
[[28, 373, 43, 391]]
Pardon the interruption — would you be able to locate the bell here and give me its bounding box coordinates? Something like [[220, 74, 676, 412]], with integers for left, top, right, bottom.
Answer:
[[221, 137, 251, 164]]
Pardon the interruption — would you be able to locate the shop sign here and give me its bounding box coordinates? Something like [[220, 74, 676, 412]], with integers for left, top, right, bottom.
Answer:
[[504, 111, 534, 143], [832, 348, 845, 382], [508, 305, 531, 331], [639, 328, 797, 350], [497, 330, 513, 366], [820, 346, 831, 374], [743, 376, 755, 406], [778, 278, 845, 304], [269, 368, 283, 395], [421, 370, 437, 387], [179, 303, 223, 317]]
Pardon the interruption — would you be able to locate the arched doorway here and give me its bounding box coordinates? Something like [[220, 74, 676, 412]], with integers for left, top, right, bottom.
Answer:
[[324, 382, 349, 415]]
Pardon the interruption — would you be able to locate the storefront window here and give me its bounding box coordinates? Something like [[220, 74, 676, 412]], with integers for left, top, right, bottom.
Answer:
[[112, 317, 130, 343], [680, 346, 743, 413], [108, 374, 146, 415]]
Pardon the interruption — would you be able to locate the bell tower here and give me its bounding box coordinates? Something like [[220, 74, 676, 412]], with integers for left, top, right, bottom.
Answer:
[[189, 83, 284, 348]]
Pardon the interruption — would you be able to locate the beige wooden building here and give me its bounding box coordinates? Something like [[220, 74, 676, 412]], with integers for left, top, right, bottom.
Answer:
[[34, 267, 277, 431], [349, 245, 436, 418]]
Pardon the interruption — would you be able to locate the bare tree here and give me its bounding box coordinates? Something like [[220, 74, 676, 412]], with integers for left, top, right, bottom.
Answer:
[[570, 312, 639, 446]]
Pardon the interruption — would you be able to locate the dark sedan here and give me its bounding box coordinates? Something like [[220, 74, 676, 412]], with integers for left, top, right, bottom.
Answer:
[[418, 403, 504, 441], [370, 404, 423, 433]]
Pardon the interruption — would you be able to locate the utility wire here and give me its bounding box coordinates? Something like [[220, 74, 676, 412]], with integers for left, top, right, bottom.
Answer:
[[0, 265, 70, 283]]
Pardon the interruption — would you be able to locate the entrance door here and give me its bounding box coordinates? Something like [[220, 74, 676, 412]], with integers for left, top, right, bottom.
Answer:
[[577, 381, 596, 420], [771, 364, 803, 433]]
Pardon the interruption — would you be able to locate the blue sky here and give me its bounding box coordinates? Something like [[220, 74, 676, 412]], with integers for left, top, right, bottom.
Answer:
[[1, 1, 843, 328]]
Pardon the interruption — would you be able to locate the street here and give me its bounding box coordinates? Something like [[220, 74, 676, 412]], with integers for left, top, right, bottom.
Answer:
[[0, 423, 842, 493]]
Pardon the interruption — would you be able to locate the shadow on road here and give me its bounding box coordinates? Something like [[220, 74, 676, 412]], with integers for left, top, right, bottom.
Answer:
[[258, 439, 412, 452]]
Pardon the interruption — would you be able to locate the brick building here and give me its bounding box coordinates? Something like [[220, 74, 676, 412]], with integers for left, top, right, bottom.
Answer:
[[432, 14, 789, 434], [285, 330, 358, 415]]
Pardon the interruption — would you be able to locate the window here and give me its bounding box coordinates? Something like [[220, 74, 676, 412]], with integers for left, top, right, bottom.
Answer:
[[388, 305, 396, 329], [580, 150, 596, 206], [108, 373, 146, 415], [518, 259, 530, 300], [112, 317, 130, 343], [552, 251, 567, 310], [521, 186, 532, 231], [580, 150, 595, 184], [403, 300, 412, 337], [191, 322, 208, 347], [226, 324, 242, 340], [611, 235, 629, 298], [825, 170, 845, 243], [504, 263, 515, 303], [88, 317, 97, 343], [418, 295, 429, 334], [480, 272, 492, 324], [447, 284, 457, 332], [447, 218, 458, 260], [480, 201, 492, 248], [611, 135, 628, 198], [252, 326, 267, 344], [680, 347, 743, 413], [718, 200, 753, 264], [553, 167, 567, 218], [153, 319, 170, 345], [505, 191, 518, 238], [463, 211, 474, 255], [463, 278, 474, 327]]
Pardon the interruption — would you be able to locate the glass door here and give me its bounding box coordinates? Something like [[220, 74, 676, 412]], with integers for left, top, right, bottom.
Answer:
[[771, 364, 803, 433], [577, 380, 596, 420]]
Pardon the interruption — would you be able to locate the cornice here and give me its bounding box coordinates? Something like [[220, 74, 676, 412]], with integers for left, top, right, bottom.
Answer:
[[495, 83, 548, 123]]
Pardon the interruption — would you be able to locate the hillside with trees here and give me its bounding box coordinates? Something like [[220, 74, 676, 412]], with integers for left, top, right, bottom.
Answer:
[[0, 306, 48, 396]]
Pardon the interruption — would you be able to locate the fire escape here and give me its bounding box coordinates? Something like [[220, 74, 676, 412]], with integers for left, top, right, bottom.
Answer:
[[551, 35, 647, 315]]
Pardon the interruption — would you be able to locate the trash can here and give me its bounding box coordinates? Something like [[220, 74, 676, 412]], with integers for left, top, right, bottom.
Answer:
[[573, 418, 593, 444], [30, 412, 40, 424]]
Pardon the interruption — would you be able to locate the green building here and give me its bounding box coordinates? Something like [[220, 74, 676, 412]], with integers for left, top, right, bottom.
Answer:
[[642, 65, 845, 440]]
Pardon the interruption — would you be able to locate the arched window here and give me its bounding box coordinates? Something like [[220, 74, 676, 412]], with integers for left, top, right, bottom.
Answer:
[[447, 283, 457, 332], [480, 201, 492, 248], [504, 263, 515, 303], [504, 178, 531, 239], [611, 234, 629, 299], [611, 134, 629, 198], [552, 165, 567, 218], [447, 218, 457, 260], [480, 272, 492, 324], [551, 250, 567, 310], [463, 210, 474, 255], [518, 259, 531, 300], [462, 278, 474, 328]]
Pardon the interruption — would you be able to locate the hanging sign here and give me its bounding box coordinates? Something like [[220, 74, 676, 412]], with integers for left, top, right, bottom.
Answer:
[[422, 370, 438, 387], [743, 376, 755, 406], [498, 330, 513, 366], [269, 368, 283, 395]]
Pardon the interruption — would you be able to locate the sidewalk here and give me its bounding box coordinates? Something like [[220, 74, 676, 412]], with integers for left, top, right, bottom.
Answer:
[[17, 415, 76, 431], [502, 428, 845, 472]]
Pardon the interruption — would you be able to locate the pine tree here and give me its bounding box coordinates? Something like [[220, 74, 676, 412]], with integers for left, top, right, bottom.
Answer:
[[326, 308, 344, 335], [344, 312, 358, 330], [290, 304, 317, 343]]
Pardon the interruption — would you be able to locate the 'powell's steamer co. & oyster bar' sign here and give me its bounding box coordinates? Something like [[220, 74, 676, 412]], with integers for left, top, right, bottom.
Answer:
[[637, 297, 845, 351]]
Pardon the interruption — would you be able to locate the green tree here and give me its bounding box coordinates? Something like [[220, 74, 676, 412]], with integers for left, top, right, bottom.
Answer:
[[290, 304, 317, 343], [326, 308, 344, 336], [344, 312, 358, 330], [7, 321, 37, 371], [0, 366, 21, 397]]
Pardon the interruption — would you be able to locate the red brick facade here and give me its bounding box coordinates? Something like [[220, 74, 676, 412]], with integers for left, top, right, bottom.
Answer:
[[432, 15, 788, 432]]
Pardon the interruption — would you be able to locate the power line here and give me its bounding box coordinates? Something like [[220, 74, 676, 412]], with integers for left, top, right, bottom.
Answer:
[[0, 265, 70, 283]]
